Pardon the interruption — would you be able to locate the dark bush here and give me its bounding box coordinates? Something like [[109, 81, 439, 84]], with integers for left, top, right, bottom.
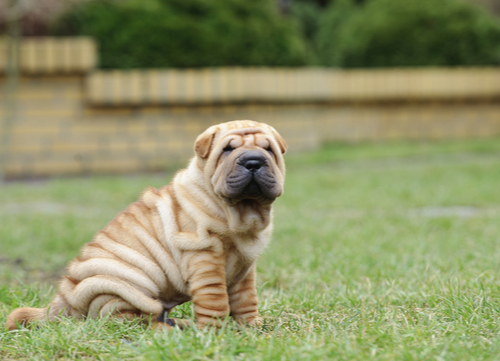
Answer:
[[316, 0, 500, 67], [51, 0, 308, 68], [315, 0, 357, 66], [291, 1, 322, 42], [291, 0, 323, 63]]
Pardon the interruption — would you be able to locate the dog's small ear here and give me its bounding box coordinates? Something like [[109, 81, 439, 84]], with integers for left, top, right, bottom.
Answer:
[[194, 128, 217, 159], [271, 129, 287, 154]]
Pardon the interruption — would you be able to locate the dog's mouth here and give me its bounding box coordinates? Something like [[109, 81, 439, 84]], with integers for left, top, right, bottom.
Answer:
[[217, 150, 282, 206], [222, 172, 280, 206], [241, 180, 262, 197]]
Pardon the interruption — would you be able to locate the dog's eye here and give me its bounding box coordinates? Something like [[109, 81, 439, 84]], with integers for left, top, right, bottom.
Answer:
[[266, 146, 273, 154], [223, 145, 233, 153]]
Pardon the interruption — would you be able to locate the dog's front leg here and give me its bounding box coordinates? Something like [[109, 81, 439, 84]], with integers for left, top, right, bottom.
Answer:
[[187, 249, 230, 328], [228, 264, 260, 326]]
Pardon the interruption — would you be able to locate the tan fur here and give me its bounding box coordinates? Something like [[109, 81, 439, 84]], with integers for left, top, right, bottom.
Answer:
[[6, 120, 287, 331]]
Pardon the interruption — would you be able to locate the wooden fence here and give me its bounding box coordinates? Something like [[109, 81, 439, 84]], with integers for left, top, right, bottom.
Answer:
[[0, 37, 499, 178]]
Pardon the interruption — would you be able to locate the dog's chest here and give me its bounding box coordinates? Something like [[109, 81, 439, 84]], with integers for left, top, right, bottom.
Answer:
[[222, 235, 265, 286], [225, 251, 249, 286]]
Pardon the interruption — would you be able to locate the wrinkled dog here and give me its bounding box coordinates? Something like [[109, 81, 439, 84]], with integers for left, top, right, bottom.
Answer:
[[7, 120, 287, 330]]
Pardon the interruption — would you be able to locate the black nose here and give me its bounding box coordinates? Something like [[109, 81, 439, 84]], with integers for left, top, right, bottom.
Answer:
[[240, 153, 266, 172], [244, 159, 263, 171]]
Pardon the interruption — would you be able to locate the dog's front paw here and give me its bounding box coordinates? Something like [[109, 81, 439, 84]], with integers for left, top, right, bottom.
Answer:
[[152, 317, 192, 331], [234, 314, 262, 327]]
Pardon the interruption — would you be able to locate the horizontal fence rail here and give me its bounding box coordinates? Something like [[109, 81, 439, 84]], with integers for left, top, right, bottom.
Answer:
[[1, 36, 500, 178], [0, 37, 97, 75], [86, 68, 500, 106]]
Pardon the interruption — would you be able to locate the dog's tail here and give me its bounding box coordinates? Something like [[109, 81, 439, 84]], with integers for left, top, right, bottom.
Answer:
[[6, 294, 73, 330], [6, 307, 48, 330]]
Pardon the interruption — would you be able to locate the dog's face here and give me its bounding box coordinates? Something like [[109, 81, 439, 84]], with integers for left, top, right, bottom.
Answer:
[[195, 120, 287, 206]]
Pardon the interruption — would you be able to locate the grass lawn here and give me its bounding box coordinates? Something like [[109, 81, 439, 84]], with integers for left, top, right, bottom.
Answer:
[[2, 137, 500, 360]]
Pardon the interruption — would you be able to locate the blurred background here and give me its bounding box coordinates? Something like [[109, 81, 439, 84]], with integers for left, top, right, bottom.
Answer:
[[3, 3, 500, 358], [1, 0, 500, 179]]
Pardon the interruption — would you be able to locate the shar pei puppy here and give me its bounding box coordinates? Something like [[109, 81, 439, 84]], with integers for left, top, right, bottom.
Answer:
[[7, 120, 287, 331]]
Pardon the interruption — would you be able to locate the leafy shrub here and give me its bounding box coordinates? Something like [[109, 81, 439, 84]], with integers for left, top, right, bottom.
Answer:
[[290, 0, 324, 64], [51, 0, 308, 68], [291, 0, 322, 42], [315, 0, 357, 66], [316, 0, 500, 67]]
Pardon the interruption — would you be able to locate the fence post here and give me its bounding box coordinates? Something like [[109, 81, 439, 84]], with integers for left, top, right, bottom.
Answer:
[[0, 0, 21, 182]]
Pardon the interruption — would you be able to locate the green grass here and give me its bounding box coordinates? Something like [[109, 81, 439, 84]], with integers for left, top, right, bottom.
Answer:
[[2, 137, 500, 360]]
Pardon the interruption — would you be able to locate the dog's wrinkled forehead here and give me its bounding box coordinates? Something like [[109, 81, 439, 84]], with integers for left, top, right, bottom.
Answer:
[[224, 127, 266, 137], [195, 120, 287, 159], [220, 127, 270, 148]]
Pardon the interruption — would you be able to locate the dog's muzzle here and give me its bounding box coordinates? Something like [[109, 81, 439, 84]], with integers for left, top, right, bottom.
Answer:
[[224, 151, 278, 203]]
